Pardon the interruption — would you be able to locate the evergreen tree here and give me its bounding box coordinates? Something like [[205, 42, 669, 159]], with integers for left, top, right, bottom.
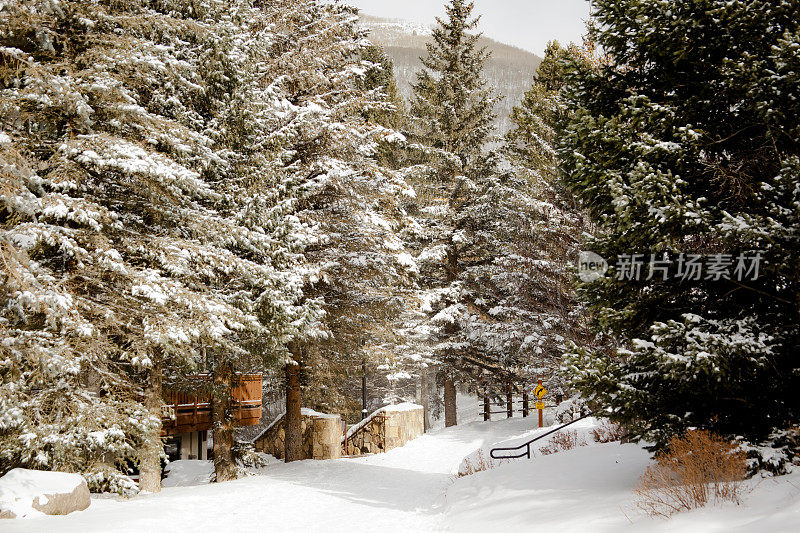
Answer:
[[189, 1, 327, 481], [505, 41, 578, 181], [406, 0, 585, 423], [0, 0, 318, 490], [496, 41, 597, 400], [251, 1, 418, 443], [560, 0, 800, 455], [406, 0, 499, 425], [410, 0, 498, 176], [359, 45, 407, 133]]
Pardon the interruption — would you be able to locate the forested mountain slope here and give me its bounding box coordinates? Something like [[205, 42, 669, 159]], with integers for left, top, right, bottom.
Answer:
[[359, 15, 542, 134]]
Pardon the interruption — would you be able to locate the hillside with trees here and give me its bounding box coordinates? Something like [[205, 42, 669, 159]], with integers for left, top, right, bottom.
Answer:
[[359, 14, 542, 134]]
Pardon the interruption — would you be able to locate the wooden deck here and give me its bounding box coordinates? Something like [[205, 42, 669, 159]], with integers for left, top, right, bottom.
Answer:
[[161, 374, 262, 435]]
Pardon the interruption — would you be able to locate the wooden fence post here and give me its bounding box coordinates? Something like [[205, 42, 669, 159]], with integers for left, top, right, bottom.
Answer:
[[522, 390, 529, 417], [506, 383, 513, 418]]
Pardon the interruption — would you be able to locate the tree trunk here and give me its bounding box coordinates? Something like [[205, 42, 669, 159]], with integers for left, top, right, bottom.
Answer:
[[284, 361, 303, 462], [212, 362, 237, 482], [444, 378, 457, 427], [420, 367, 430, 432], [443, 240, 459, 430], [139, 359, 163, 493]]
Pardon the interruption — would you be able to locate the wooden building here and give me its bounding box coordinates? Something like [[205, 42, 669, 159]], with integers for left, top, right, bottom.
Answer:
[[162, 374, 262, 460]]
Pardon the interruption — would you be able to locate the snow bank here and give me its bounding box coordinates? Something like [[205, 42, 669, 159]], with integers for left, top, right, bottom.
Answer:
[[448, 442, 652, 532], [449, 439, 800, 533], [0, 468, 89, 518], [458, 416, 600, 475], [163, 455, 279, 488]]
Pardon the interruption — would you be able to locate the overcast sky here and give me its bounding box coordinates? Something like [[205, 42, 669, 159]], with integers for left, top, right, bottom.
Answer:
[[346, 0, 592, 56]]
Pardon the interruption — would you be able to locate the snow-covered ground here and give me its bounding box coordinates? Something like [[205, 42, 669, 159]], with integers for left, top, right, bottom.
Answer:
[[448, 441, 800, 533], [6, 414, 800, 532]]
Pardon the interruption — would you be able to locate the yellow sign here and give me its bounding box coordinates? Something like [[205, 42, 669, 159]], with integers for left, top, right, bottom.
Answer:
[[533, 384, 547, 399], [535, 401, 545, 410]]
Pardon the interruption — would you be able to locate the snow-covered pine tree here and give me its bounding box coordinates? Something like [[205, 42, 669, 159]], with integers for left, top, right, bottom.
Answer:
[[410, 0, 498, 177], [407, 0, 577, 424], [497, 41, 596, 400], [359, 45, 407, 135], [505, 41, 577, 182], [314, 43, 425, 422], [560, 0, 800, 454], [405, 0, 499, 425], [0, 0, 318, 490], [184, 1, 329, 482], [250, 0, 418, 447]]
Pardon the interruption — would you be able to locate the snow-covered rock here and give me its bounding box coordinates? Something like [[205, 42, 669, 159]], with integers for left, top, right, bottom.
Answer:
[[0, 468, 90, 519]]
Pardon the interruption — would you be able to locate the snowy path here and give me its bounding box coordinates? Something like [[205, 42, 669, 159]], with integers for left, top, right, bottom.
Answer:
[[6, 417, 548, 533]]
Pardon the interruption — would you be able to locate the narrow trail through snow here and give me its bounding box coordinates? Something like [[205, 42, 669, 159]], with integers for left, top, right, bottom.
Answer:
[[7, 417, 547, 533]]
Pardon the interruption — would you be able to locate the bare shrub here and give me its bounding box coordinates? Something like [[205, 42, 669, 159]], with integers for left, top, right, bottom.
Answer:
[[592, 420, 626, 443], [458, 450, 497, 477], [539, 430, 586, 455], [635, 430, 747, 517]]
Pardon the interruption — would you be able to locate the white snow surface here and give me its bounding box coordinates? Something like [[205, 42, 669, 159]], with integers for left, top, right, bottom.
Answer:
[[457, 415, 600, 475], [161, 461, 214, 488], [162, 457, 281, 488], [5, 417, 800, 532], [300, 407, 340, 419], [382, 401, 423, 412], [0, 468, 86, 519]]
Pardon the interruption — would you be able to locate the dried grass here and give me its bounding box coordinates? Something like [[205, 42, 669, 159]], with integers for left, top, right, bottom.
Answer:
[[458, 450, 497, 477], [635, 430, 747, 517], [592, 420, 626, 443], [539, 429, 586, 455]]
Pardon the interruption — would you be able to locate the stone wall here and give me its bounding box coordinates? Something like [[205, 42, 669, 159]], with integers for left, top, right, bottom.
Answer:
[[385, 406, 424, 450], [311, 416, 341, 460], [344, 413, 386, 455], [253, 408, 341, 460], [343, 403, 423, 456]]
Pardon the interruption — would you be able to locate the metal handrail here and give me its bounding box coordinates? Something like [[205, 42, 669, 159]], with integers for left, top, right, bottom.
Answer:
[[489, 411, 595, 460]]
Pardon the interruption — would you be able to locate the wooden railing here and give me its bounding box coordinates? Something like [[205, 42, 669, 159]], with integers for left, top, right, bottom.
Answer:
[[161, 374, 262, 435]]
